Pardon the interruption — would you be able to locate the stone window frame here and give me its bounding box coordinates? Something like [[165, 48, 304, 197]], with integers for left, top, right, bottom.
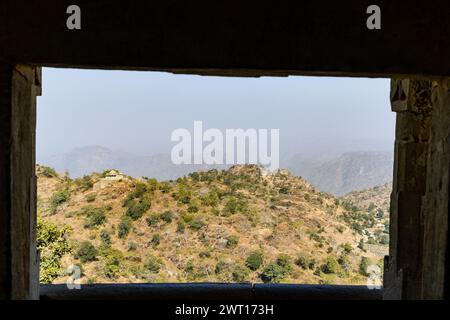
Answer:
[[1, 0, 450, 300]]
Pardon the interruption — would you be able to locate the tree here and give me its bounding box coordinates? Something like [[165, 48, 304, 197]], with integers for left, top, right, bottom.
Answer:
[[201, 189, 220, 207], [41, 166, 58, 178], [295, 254, 311, 270], [125, 198, 150, 220], [100, 230, 111, 248], [145, 255, 162, 273], [103, 249, 123, 279], [177, 222, 186, 233], [49, 189, 71, 214], [187, 199, 200, 213], [146, 214, 159, 227], [83, 207, 107, 229], [359, 257, 370, 276], [232, 265, 249, 282], [276, 254, 291, 269], [151, 233, 161, 247], [321, 256, 340, 274], [260, 262, 288, 283], [245, 251, 264, 271], [341, 243, 353, 255], [118, 216, 133, 239], [226, 235, 239, 248], [160, 210, 174, 223], [188, 218, 205, 231], [37, 217, 71, 283], [75, 241, 98, 263]]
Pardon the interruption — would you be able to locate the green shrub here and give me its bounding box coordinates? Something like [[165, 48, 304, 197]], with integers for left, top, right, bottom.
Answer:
[[176, 186, 192, 204], [201, 190, 220, 207], [83, 207, 106, 229], [358, 239, 366, 251], [309, 232, 325, 244], [132, 183, 148, 198], [189, 172, 200, 182], [146, 214, 159, 227], [260, 262, 288, 283], [245, 251, 264, 271], [223, 197, 249, 216], [224, 197, 238, 215], [188, 218, 205, 230], [158, 182, 171, 193], [184, 259, 195, 276], [85, 193, 96, 203], [122, 183, 148, 207], [177, 222, 185, 233], [160, 211, 173, 223], [118, 216, 133, 239], [127, 242, 138, 251], [279, 186, 289, 194], [37, 217, 71, 284], [151, 234, 161, 247], [226, 235, 239, 248], [146, 178, 159, 192], [41, 166, 58, 178], [295, 254, 311, 270], [359, 257, 370, 276], [232, 265, 249, 282], [125, 198, 150, 220], [308, 259, 317, 270], [75, 241, 98, 263], [145, 255, 162, 273], [75, 175, 94, 191], [341, 243, 353, 254], [100, 230, 111, 248], [187, 199, 200, 213], [276, 254, 291, 269], [338, 254, 352, 274], [103, 249, 123, 279], [49, 189, 71, 214], [199, 250, 211, 258], [321, 256, 340, 274], [215, 261, 229, 275]]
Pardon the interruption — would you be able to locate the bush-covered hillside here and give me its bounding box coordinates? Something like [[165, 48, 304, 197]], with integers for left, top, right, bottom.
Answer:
[[36, 164, 388, 285]]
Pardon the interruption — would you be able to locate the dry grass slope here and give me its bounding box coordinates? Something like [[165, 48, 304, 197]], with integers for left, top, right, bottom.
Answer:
[[36, 164, 389, 285]]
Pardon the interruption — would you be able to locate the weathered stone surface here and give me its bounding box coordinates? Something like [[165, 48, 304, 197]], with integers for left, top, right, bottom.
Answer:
[[0, 62, 14, 301], [1, 1, 450, 77], [0, 64, 40, 300], [0, 0, 450, 299], [385, 79, 432, 300], [421, 79, 450, 299], [387, 78, 450, 300]]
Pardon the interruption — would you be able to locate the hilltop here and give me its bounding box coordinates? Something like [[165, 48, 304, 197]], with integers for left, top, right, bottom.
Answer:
[[39, 147, 393, 196], [38, 146, 227, 179], [36, 164, 388, 285]]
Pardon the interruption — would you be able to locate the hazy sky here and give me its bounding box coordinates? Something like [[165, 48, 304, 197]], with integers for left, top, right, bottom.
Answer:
[[37, 68, 394, 160]]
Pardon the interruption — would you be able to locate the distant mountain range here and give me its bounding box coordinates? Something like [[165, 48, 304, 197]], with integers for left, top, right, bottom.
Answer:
[[285, 151, 393, 195], [39, 146, 393, 195], [39, 146, 227, 181]]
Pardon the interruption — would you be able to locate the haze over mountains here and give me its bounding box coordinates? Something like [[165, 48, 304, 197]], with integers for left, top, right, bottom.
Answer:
[[39, 146, 393, 196], [285, 151, 393, 195]]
